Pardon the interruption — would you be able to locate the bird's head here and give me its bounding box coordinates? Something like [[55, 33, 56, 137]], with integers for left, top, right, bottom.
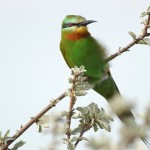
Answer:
[[61, 15, 97, 40]]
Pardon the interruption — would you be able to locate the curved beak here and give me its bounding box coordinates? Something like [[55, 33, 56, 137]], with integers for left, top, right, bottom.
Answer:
[[79, 20, 97, 26]]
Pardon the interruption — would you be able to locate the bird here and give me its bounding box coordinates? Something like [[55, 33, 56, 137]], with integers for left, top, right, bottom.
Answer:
[[60, 15, 150, 148]]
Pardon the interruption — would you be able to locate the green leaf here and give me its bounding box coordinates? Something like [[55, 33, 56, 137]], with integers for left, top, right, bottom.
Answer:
[[38, 125, 42, 133], [79, 119, 84, 124], [72, 112, 81, 119], [93, 123, 98, 132], [76, 102, 113, 133], [101, 121, 111, 132], [141, 5, 150, 17], [138, 40, 146, 44], [140, 6, 150, 17], [61, 111, 68, 117], [68, 141, 75, 150], [71, 127, 81, 135], [147, 5, 150, 12], [62, 138, 68, 144], [96, 120, 103, 129], [0, 130, 13, 144], [84, 115, 91, 124], [70, 136, 88, 143], [144, 38, 150, 46], [70, 136, 78, 142], [138, 38, 150, 45], [3, 130, 10, 141], [76, 107, 85, 114], [141, 12, 150, 17], [11, 140, 26, 150], [77, 137, 88, 141], [128, 31, 136, 40], [36, 115, 49, 129]]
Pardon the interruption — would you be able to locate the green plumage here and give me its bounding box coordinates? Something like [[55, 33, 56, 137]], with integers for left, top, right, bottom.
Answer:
[[60, 15, 117, 97], [60, 15, 150, 149], [61, 36, 105, 79]]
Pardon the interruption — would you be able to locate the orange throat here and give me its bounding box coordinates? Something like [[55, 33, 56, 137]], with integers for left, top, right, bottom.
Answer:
[[66, 28, 90, 40], [67, 32, 89, 40]]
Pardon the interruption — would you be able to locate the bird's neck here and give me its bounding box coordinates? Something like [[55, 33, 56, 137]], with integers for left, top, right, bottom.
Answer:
[[62, 29, 90, 41], [68, 32, 90, 41]]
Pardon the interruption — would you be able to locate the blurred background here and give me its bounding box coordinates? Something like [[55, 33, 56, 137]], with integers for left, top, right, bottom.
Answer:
[[0, 0, 150, 149]]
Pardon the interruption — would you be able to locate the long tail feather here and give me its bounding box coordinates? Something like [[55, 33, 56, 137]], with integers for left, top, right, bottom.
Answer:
[[94, 71, 150, 149], [141, 138, 150, 149]]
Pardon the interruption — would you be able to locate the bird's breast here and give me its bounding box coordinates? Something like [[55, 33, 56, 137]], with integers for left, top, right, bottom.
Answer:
[[66, 29, 90, 41]]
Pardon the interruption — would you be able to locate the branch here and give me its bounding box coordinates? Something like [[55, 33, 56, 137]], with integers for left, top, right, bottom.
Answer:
[[105, 14, 150, 63], [1, 8, 150, 150], [75, 124, 91, 147], [66, 75, 77, 140], [0, 92, 66, 150]]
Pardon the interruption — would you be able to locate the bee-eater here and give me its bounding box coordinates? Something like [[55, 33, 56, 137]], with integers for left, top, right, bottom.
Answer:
[[60, 15, 149, 148]]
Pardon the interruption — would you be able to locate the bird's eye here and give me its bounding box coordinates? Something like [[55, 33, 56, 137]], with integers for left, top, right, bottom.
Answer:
[[68, 23, 73, 27]]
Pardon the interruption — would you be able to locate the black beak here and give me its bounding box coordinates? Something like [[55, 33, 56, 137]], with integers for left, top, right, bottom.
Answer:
[[78, 20, 97, 26]]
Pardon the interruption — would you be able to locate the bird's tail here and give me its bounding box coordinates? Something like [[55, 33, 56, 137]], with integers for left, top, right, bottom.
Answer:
[[141, 138, 150, 149], [93, 71, 150, 149]]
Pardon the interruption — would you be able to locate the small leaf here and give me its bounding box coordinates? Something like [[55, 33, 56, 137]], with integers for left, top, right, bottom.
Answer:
[[101, 121, 111, 132], [68, 141, 75, 150], [143, 38, 150, 46], [77, 137, 88, 141], [96, 120, 103, 129], [84, 115, 91, 124], [141, 12, 150, 17], [11, 140, 26, 150], [138, 40, 147, 45], [72, 112, 81, 119], [76, 107, 85, 114], [70, 136, 78, 142], [138, 39, 150, 45], [71, 127, 81, 135], [3, 130, 10, 141], [62, 138, 68, 144], [70, 136, 88, 143], [38, 125, 42, 133], [93, 123, 98, 132], [128, 31, 136, 40], [140, 5, 150, 17], [147, 6, 150, 12], [61, 111, 68, 117], [36, 115, 49, 128]]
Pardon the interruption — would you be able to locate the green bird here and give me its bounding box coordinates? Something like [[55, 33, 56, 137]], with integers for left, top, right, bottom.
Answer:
[[60, 15, 149, 148]]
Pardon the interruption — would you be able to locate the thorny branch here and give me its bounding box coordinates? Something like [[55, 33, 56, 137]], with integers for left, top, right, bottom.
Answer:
[[105, 14, 150, 63], [0, 92, 66, 150], [1, 8, 150, 150], [66, 75, 77, 140], [74, 123, 91, 147]]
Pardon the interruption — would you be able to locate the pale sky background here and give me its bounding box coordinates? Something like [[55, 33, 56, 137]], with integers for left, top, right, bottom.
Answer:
[[0, 0, 150, 150]]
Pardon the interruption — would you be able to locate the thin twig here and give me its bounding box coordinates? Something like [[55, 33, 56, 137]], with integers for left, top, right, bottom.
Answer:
[[75, 124, 91, 147], [0, 92, 66, 150], [66, 75, 77, 140], [105, 14, 150, 63], [1, 11, 150, 150]]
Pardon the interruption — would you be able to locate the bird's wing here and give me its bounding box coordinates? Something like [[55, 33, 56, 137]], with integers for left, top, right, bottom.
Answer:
[[60, 44, 72, 68], [107, 70, 120, 94], [94, 69, 135, 120]]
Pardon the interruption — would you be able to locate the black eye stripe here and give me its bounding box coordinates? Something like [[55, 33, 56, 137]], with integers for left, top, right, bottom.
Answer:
[[68, 23, 73, 27], [62, 23, 74, 28], [62, 22, 81, 29]]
